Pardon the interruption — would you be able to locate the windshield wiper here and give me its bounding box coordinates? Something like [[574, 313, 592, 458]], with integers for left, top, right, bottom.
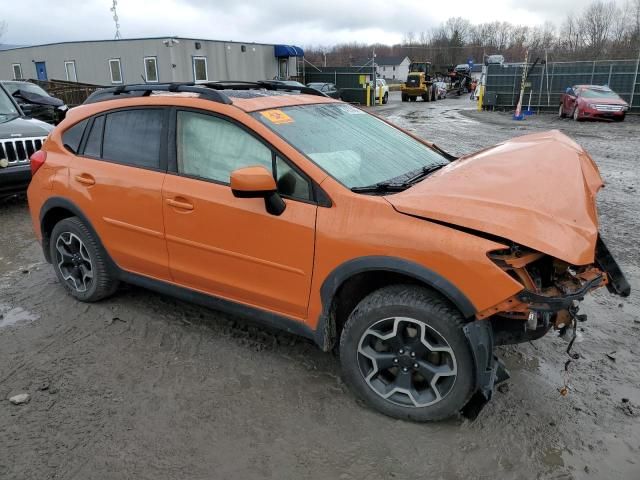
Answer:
[[405, 163, 447, 184], [351, 163, 448, 194], [351, 182, 409, 194]]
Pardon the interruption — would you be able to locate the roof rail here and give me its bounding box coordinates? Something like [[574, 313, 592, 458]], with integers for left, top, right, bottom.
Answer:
[[205, 80, 328, 97], [83, 80, 328, 105], [83, 83, 233, 105]]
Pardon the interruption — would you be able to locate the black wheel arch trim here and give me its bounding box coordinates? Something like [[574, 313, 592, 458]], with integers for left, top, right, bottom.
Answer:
[[315, 256, 477, 350], [39, 196, 117, 273]]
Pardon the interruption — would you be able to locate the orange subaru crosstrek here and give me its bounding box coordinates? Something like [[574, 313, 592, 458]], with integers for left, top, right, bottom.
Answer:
[[27, 82, 629, 421]]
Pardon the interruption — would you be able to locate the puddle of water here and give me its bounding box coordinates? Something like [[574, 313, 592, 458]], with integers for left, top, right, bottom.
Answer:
[[0, 304, 38, 328], [542, 447, 565, 468]]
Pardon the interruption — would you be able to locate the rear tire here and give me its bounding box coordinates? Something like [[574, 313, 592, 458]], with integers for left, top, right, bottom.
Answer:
[[410, 96, 417, 102], [339, 285, 475, 422], [401, 93, 408, 102], [50, 217, 119, 302]]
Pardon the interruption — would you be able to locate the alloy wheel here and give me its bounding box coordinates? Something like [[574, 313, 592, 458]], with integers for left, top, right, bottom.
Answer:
[[357, 317, 457, 408], [55, 232, 94, 293]]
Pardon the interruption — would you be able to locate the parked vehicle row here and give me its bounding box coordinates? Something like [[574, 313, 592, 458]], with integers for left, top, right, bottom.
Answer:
[[25, 81, 629, 421], [0, 83, 53, 198]]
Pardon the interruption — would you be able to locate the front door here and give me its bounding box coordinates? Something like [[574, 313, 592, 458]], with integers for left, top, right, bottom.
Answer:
[[35, 62, 48, 80], [162, 110, 316, 319]]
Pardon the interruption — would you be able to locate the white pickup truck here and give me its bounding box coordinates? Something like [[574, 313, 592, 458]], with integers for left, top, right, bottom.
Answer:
[[371, 78, 389, 104]]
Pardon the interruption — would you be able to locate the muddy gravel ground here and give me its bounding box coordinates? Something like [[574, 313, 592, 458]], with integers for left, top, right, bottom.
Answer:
[[1, 93, 639, 480]]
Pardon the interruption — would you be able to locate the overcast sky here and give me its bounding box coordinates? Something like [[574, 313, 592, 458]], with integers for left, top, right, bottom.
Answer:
[[0, 0, 627, 47]]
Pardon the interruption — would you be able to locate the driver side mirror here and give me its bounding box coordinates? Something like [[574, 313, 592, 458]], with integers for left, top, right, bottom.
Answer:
[[230, 165, 286, 216]]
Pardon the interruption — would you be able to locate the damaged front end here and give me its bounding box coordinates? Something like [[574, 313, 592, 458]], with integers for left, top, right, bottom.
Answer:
[[480, 237, 629, 345], [461, 237, 630, 419]]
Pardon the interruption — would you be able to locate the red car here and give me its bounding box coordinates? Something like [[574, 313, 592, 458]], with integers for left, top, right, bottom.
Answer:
[[559, 85, 629, 122]]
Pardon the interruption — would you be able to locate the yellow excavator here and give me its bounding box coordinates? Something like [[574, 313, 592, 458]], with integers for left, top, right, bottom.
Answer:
[[401, 61, 437, 102]]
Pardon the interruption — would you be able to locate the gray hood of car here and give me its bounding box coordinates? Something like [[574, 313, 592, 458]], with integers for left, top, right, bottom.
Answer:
[[0, 116, 53, 140]]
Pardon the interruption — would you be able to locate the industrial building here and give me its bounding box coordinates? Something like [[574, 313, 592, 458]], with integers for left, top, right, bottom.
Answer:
[[0, 37, 304, 86]]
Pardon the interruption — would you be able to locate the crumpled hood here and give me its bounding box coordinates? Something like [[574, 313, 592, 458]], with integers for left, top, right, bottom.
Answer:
[[386, 130, 604, 265]]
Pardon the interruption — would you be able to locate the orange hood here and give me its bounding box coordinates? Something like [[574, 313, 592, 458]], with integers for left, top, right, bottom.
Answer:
[[386, 130, 604, 265]]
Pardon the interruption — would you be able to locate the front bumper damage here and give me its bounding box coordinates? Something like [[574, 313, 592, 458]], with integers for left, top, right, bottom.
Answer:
[[516, 238, 630, 312], [461, 237, 630, 419]]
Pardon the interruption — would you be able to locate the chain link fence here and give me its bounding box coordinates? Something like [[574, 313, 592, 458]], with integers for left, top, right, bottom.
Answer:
[[484, 58, 640, 113]]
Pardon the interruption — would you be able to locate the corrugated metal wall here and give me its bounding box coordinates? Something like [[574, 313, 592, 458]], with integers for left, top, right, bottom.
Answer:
[[485, 59, 640, 112]]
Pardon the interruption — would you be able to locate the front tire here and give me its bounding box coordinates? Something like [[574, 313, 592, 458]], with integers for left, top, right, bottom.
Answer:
[[339, 285, 475, 422], [382, 92, 388, 104], [573, 107, 581, 121], [50, 217, 119, 302], [558, 104, 565, 118]]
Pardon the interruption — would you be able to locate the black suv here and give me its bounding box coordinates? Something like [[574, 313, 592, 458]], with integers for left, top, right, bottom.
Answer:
[[0, 83, 52, 198], [1, 81, 68, 125]]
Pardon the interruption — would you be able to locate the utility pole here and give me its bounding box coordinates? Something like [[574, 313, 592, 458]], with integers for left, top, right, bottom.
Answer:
[[110, 0, 122, 40]]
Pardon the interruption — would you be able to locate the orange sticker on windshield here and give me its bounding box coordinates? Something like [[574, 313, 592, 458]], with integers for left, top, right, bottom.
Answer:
[[260, 109, 294, 124]]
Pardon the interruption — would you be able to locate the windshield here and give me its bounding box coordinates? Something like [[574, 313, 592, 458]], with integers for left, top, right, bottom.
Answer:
[[579, 88, 620, 99], [0, 86, 20, 122], [252, 103, 448, 189], [3, 82, 50, 97]]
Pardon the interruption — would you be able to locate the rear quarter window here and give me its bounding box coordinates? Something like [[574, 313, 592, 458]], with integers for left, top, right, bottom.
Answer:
[[62, 119, 89, 154]]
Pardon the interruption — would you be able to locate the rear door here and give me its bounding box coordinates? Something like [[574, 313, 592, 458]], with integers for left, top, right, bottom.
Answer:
[[162, 109, 317, 319], [66, 107, 171, 280]]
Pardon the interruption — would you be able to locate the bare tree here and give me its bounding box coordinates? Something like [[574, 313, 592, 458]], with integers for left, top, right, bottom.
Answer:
[[579, 0, 616, 55]]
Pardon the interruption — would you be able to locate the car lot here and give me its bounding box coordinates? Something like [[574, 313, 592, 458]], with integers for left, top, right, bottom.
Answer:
[[1, 92, 639, 479]]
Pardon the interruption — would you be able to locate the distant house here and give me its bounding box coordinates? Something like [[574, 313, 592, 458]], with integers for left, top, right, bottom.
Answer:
[[351, 56, 410, 82], [0, 37, 303, 85]]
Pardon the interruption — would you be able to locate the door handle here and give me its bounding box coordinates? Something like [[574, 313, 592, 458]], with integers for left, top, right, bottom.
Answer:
[[74, 173, 95, 186], [166, 198, 194, 211]]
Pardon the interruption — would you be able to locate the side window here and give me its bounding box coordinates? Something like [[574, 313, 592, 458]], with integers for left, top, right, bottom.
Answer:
[[62, 118, 89, 153], [83, 115, 104, 158], [177, 111, 271, 183], [275, 156, 311, 201], [102, 109, 164, 169]]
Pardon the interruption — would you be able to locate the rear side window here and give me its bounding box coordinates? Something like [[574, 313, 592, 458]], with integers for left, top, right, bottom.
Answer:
[[102, 109, 164, 169], [62, 119, 89, 154], [83, 115, 104, 158]]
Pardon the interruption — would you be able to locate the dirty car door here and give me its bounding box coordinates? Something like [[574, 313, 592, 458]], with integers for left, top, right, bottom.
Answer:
[[162, 110, 316, 319]]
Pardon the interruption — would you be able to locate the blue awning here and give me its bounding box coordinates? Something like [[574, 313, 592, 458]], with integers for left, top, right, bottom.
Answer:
[[274, 45, 304, 57]]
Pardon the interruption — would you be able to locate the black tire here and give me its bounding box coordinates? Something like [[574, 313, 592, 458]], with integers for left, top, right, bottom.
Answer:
[[614, 113, 625, 122], [401, 93, 408, 102], [573, 107, 581, 121], [50, 216, 119, 302], [421, 94, 429, 102], [382, 92, 388, 104], [339, 285, 475, 422], [558, 104, 566, 118], [410, 96, 417, 102]]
